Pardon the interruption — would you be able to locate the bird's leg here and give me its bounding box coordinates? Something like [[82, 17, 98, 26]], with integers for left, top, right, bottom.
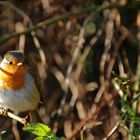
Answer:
[[21, 115, 28, 126], [0, 107, 8, 116]]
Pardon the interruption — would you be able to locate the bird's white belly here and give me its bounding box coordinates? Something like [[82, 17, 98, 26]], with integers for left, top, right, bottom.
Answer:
[[0, 73, 40, 112]]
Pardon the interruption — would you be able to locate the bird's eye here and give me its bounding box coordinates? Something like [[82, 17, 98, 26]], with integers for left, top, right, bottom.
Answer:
[[9, 61, 13, 65]]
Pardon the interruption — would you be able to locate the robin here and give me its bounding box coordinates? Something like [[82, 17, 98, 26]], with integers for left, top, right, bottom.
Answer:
[[0, 50, 41, 122]]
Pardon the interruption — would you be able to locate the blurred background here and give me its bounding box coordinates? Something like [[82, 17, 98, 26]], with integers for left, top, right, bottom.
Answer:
[[0, 0, 139, 140]]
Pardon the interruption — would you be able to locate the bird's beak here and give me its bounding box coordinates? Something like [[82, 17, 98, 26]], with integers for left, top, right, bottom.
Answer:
[[17, 62, 23, 66]]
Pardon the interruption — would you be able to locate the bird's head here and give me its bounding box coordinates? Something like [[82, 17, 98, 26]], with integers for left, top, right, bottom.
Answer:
[[0, 51, 27, 89], [0, 51, 26, 75]]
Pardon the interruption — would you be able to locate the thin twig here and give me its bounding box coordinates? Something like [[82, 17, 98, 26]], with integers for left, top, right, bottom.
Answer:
[[102, 121, 120, 140], [0, 2, 123, 45], [7, 112, 27, 125], [106, 25, 129, 80], [67, 92, 118, 139], [112, 79, 124, 97]]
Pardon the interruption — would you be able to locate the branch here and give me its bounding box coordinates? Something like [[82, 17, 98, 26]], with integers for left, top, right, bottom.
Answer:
[[0, 2, 122, 45], [7, 111, 27, 125]]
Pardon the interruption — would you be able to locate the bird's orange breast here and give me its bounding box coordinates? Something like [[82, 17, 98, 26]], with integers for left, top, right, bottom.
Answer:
[[0, 65, 27, 90]]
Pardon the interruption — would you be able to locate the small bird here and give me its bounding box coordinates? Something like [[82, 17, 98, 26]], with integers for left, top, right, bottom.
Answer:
[[0, 50, 41, 122]]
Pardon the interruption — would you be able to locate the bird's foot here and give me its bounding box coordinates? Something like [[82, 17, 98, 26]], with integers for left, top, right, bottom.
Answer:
[[0, 107, 8, 116], [21, 115, 28, 126]]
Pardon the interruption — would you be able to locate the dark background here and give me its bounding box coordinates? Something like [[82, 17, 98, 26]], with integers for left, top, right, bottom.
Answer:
[[0, 0, 139, 140]]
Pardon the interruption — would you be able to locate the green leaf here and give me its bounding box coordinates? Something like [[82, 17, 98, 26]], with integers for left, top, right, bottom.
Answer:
[[133, 128, 140, 137], [132, 117, 140, 124], [112, 71, 129, 84], [121, 102, 135, 117], [23, 123, 54, 138], [34, 136, 52, 140], [34, 136, 60, 140], [126, 106, 135, 117]]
